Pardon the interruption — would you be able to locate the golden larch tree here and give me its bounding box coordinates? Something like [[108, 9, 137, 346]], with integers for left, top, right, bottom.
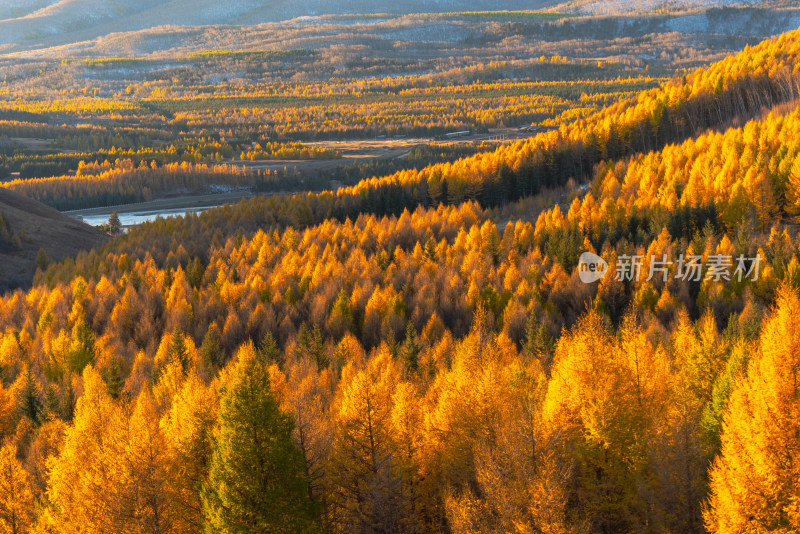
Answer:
[[0, 443, 34, 534], [705, 285, 800, 532]]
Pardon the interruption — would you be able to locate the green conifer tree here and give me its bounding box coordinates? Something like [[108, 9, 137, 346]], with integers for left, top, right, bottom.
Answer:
[[202, 346, 318, 533]]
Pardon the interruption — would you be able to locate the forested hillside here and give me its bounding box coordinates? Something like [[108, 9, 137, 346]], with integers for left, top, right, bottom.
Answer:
[[11, 24, 797, 215], [335, 29, 800, 211], [1, 16, 800, 534]]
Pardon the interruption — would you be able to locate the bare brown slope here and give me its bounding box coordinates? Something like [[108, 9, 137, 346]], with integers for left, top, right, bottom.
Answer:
[[0, 187, 107, 292]]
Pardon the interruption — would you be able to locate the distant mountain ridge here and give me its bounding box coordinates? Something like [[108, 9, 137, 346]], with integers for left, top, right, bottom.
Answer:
[[0, 0, 766, 53], [0, 0, 554, 51]]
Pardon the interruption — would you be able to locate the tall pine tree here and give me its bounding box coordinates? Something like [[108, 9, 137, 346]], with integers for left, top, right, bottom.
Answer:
[[202, 344, 318, 533]]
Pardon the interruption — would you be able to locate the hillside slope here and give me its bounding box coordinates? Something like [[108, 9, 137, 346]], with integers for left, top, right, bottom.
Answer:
[[557, 0, 747, 15], [312, 25, 800, 219], [0, 187, 106, 291]]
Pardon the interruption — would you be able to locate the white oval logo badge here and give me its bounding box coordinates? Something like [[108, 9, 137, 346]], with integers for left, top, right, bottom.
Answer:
[[578, 251, 609, 283]]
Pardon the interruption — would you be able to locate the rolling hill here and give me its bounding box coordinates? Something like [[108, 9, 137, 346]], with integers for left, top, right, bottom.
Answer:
[[0, 187, 106, 291]]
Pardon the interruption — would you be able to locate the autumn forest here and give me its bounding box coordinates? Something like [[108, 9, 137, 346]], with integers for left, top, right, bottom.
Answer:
[[1, 4, 800, 534]]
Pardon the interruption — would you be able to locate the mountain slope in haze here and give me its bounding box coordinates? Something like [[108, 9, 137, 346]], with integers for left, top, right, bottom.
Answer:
[[0, 0, 51, 20], [557, 0, 749, 15], [0, 0, 559, 50], [0, 188, 106, 291]]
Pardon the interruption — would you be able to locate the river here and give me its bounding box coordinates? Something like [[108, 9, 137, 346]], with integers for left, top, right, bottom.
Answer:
[[63, 191, 253, 228]]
